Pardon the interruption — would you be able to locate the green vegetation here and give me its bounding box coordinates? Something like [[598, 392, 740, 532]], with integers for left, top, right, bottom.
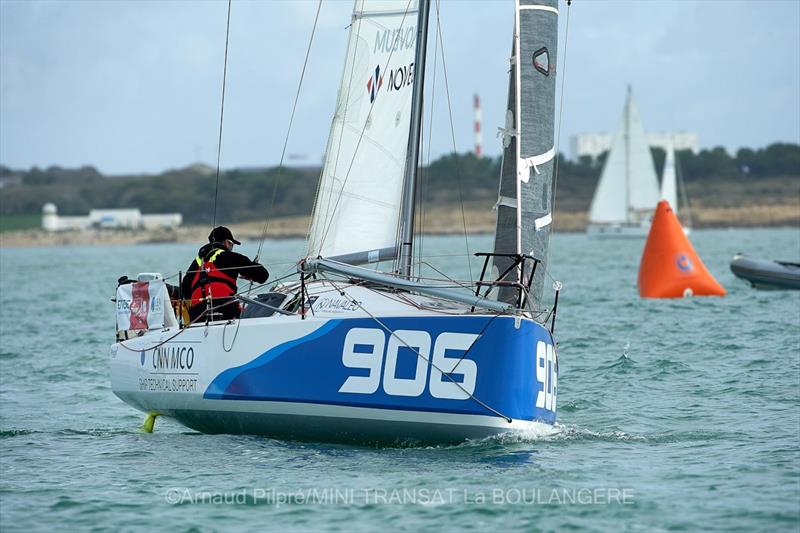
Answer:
[[0, 164, 318, 225], [0, 214, 41, 232], [0, 143, 797, 226]]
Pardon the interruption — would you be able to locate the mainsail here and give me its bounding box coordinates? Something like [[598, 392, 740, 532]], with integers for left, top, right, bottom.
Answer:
[[492, 0, 559, 306], [588, 87, 660, 224], [307, 0, 419, 265]]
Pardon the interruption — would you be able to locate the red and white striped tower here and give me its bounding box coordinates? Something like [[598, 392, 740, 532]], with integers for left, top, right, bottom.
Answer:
[[474, 93, 482, 158]]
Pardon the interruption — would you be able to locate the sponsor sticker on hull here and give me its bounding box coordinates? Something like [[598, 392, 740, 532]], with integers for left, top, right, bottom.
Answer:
[[137, 342, 199, 393], [204, 317, 557, 423]]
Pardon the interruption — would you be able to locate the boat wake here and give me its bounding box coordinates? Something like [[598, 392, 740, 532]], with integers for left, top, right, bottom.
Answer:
[[457, 424, 732, 447], [448, 423, 647, 448], [544, 424, 647, 442]]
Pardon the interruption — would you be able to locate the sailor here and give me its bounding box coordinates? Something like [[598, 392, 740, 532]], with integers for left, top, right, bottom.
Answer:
[[181, 226, 268, 322]]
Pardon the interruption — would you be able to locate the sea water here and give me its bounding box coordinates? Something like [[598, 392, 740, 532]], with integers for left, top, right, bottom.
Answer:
[[1, 228, 798, 531]]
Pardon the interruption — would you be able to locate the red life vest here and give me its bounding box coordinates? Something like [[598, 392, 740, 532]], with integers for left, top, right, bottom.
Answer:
[[189, 248, 238, 306]]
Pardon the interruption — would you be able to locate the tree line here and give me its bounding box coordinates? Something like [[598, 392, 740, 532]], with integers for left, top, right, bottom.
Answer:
[[1, 142, 797, 225]]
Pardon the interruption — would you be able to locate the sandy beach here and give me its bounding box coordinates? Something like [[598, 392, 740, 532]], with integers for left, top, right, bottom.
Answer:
[[0, 204, 800, 247], [1, 204, 797, 248]]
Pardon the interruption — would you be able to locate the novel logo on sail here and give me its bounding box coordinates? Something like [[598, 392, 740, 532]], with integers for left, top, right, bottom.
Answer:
[[366, 65, 383, 103], [387, 63, 414, 92], [366, 63, 415, 103]]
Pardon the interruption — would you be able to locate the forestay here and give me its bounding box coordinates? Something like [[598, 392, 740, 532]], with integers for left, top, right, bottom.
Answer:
[[588, 89, 660, 224], [307, 0, 419, 265], [492, 0, 558, 307]]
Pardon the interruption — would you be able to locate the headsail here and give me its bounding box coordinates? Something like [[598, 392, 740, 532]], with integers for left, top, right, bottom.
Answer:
[[588, 88, 660, 224], [492, 0, 559, 307], [307, 0, 419, 265]]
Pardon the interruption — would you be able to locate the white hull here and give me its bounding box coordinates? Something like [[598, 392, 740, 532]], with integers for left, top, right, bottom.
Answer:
[[587, 222, 650, 238], [111, 281, 559, 444], [587, 222, 691, 239]]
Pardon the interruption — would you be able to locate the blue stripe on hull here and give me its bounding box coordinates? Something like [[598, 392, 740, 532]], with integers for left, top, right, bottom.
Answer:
[[204, 315, 557, 424]]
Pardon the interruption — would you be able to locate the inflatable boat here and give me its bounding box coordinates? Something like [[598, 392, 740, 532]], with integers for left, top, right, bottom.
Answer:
[[730, 254, 800, 290]]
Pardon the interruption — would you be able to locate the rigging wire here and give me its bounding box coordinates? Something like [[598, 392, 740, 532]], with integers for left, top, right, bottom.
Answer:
[[415, 260, 475, 292], [255, 0, 323, 261], [547, 0, 572, 278], [417, 0, 443, 280], [212, 0, 233, 231], [433, 0, 473, 281], [222, 314, 242, 352]]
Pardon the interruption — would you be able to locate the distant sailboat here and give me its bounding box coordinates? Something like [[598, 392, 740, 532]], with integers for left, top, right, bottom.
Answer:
[[659, 140, 692, 235], [587, 86, 660, 238]]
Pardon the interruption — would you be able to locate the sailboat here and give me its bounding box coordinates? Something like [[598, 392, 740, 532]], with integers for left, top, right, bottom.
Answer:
[[587, 87, 660, 238], [659, 140, 692, 235], [111, 0, 562, 444]]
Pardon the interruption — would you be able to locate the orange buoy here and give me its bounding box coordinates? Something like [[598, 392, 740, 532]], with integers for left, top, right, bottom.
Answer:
[[638, 200, 726, 298]]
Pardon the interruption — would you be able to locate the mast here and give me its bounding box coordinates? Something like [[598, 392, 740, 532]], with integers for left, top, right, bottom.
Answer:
[[398, 0, 431, 278], [514, 0, 523, 263]]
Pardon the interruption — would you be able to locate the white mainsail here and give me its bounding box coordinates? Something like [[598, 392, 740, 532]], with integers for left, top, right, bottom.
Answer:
[[588, 88, 660, 224], [660, 141, 678, 212], [307, 0, 419, 264]]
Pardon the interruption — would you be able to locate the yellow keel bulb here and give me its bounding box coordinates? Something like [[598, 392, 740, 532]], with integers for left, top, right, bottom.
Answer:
[[142, 413, 158, 433]]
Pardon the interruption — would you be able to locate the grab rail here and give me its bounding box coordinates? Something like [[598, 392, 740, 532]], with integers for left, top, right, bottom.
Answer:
[[472, 252, 541, 311]]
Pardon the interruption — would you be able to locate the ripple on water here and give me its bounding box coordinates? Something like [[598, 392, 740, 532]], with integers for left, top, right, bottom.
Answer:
[[558, 398, 596, 413], [651, 359, 691, 372], [599, 354, 637, 373], [0, 429, 39, 438]]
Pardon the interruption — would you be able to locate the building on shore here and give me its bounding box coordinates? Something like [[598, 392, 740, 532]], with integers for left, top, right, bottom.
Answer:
[[571, 131, 699, 160], [41, 203, 182, 231]]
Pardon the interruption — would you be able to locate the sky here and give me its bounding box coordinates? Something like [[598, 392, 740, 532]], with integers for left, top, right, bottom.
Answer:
[[1, 0, 798, 175]]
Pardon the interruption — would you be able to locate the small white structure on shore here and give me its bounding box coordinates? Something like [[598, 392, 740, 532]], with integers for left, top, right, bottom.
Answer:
[[42, 203, 182, 231], [571, 131, 699, 160]]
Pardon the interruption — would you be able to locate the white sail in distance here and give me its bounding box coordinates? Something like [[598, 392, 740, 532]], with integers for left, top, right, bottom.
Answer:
[[588, 88, 660, 224], [308, 0, 419, 264], [660, 141, 678, 212]]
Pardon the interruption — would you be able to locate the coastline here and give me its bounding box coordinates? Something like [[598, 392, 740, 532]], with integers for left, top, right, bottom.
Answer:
[[0, 204, 797, 248]]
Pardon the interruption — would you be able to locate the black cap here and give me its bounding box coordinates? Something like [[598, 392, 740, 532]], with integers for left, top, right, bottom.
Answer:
[[208, 226, 241, 245]]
